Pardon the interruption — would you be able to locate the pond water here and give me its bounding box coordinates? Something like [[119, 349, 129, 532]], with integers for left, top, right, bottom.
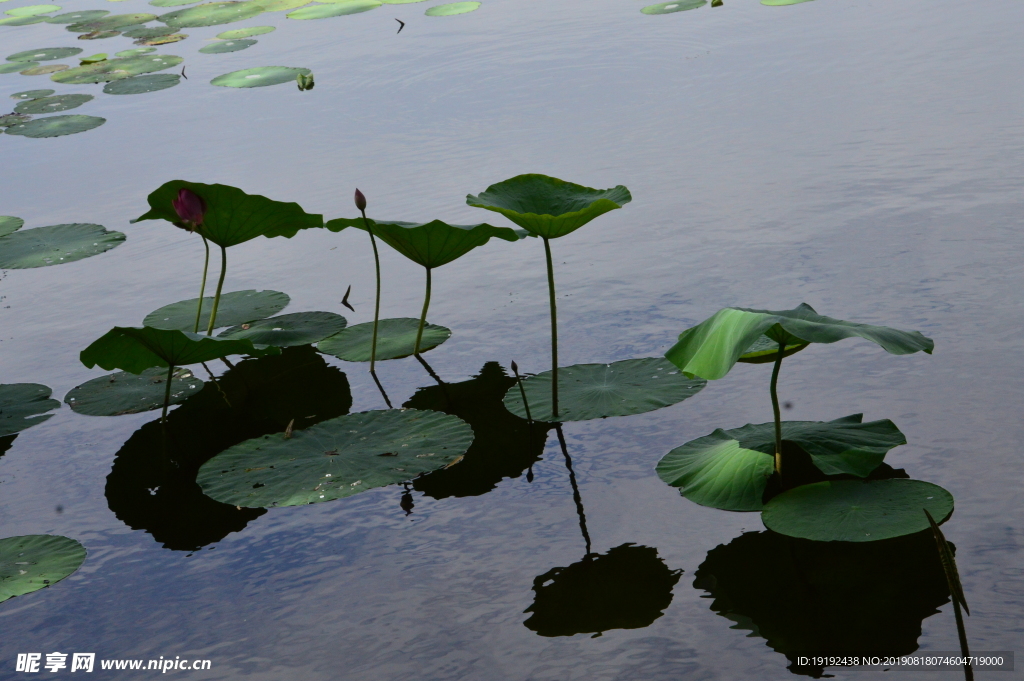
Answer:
[[2, 0, 1023, 678]]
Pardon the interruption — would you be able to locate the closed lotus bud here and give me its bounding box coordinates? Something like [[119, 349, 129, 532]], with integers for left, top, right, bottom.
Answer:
[[172, 188, 207, 232], [354, 188, 367, 212], [510, 360, 519, 374]]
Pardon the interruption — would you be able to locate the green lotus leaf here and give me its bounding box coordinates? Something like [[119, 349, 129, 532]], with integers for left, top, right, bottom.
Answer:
[[103, 72, 180, 93], [47, 9, 109, 22], [736, 334, 809, 363], [0, 61, 36, 74], [0, 223, 123, 267], [0, 15, 46, 24], [159, 1, 263, 27], [466, 174, 632, 239], [0, 383, 60, 436], [0, 114, 31, 126], [20, 64, 69, 75], [503, 357, 705, 422], [51, 53, 182, 84], [132, 180, 323, 247], [0, 535, 86, 603], [81, 326, 276, 374], [144, 289, 289, 331], [286, 1, 380, 18], [762, 479, 954, 542], [122, 24, 177, 37], [762, 0, 813, 5], [253, 0, 308, 10], [5, 4, 60, 16], [218, 311, 347, 347], [150, 0, 200, 6], [137, 33, 187, 44], [11, 88, 56, 99], [198, 37, 255, 52], [66, 11, 156, 29], [216, 23, 272, 37], [424, 1, 478, 15], [656, 414, 907, 511], [210, 65, 309, 87], [197, 408, 474, 507], [65, 366, 203, 416], [76, 29, 120, 39], [14, 93, 92, 114], [0, 216, 23, 237], [640, 0, 705, 13], [6, 46, 82, 61], [381, 0, 426, 3], [115, 47, 156, 56], [317, 317, 450, 361], [665, 303, 935, 381]]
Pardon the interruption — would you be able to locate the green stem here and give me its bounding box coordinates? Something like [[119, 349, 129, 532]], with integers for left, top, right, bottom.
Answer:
[[952, 597, 974, 681], [543, 237, 559, 420], [161, 364, 174, 423], [193, 235, 210, 334], [415, 267, 432, 355], [361, 208, 381, 372], [770, 349, 784, 474], [205, 245, 227, 336]]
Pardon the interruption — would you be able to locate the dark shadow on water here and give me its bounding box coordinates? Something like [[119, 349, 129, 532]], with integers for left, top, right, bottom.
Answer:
[[0, 434, 17, 461], [105, 346, 352, 551]]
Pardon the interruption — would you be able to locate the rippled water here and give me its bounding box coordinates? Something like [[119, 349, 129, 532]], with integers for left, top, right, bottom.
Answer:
[[2, 0, 1023, 677]]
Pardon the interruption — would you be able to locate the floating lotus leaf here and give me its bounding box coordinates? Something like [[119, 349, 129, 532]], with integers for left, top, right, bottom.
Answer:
[[424, 1, 478, 15], [123, 24, 176, 37], [133, 181, 323, 247], [51, 53, 182, 84], [11, 89, 54, 99], [504, 357, 706, 423], [318, 317, 450, 362], [197, 408, 474, 507], [640, 0, 705, 13], [82, 326, 276, 374], [0, 383, 60, 436], [0, 61, 37, 74], [210, 65, 309, 87], [762, 0, 813, 5], [151, 0, 200, 5], [5, 4, 61, 16], [6, 46, 82, 61], [65, 366, 202, 416], [144, 290, 289, 331], [5, 116, 101, 139], [2, 15, 49, 24], [466, 174, 632, 240], [762, 479, 954, 542], [381, 0, 427, 4], [199, 37, 255, 52], [666, 303, 935, 381], [14, 93, 92, 114], [77, 29, 120, 38], [115, 47, 156, 56], [254, 0, 308, 10], [0, 535, 86, 603], [103, 72, 179, 93], [215, 23, 272, 37], [47, 9, 108, 22], [0, 223, 123, 267], [20, 64, 69, 75], [66, 11, 156, 29], [0, 113, 31, 126], [286, 0, 380, 18], [218, 311, 347, 347], [0, 216, 24, 236], [138, 32, 187, 44], [159, 1, 263, 27]]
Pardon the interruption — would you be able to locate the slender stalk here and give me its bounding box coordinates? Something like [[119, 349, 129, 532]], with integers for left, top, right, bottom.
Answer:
[[556, 424, 591, 556], [369, 369, 393, 409], [543, 237, 559, 420], [161, 364, 175, 423], [360, 207, 382, 372], [770, 349, 784, 474], [414, 267, 432, 355], [205, 245, 228, 336], [193, 235, 210, 333], [952, 597, 973, 681]]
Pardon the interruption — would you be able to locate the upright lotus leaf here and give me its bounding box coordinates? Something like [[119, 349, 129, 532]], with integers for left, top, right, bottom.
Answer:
[[159, 1, 264, 27], [81, 326, 275, 374], [0, 216, 23, 237], [0, 224, 124, 268], [0, 383, 61, 436], [0, 535, 86, 603], [656, 414, 907, 511]]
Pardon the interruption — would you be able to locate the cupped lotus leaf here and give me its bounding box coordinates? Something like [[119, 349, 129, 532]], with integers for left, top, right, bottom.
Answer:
[[0, 535, 86, 603], [66, 11, 156, 29], [253, 0, 308, 10], [138, 32, 187, 44], [466, 174, 632, 240], [656, 414, 907, 511], [103, 72, 179, 93], [0, 384, 60, 436], [47, 9, 109, 22], [115, 47, 156, 56], [762, 0, 813, 5], [762, 479, 954, 542], [198, 37, 255, 52], [20, 64, 69, 75], [640, 0, 705, 13], [503, 357, 706, 422], [736, 334, 808, 364], [0, 223, 123, 267], [150, 0, 200, 5], [215, 23, 272, 37], [0, 216, 24, 237], [0, 61, 38, 74], [132, 181, 323, 246], [5, 4, 60, 16], [144, 290, 289, 331], [50, 53, 182, 84], [0, 113, 31, 126], [122, 24, 177, 37], [198, 408, 474, 507], [11, 88, 56, 98], [317, 317, 450, 362], [159, 1, 264, 27], [14, 93, 92, 114], [424, 1, 478, 15], [81, 326, 277, 374], [286, 1, 380, 19], [6, 46, 82, 62], [665, 303, 935, 381], [325, 217, 522, 269], [218, 311, 347, 347], [4, 115, 104, 137], [210, 65, 309, 87], [0, 15, 46, 24], [64, 367, 202, 416]]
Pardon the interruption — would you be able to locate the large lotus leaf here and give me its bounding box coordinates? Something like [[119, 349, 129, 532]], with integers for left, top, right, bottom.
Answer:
[[123, 24, 177, 37], [640, 0, 705, 14], [735, 334, 808, 364], [64, 367, 202, 416], [656, 414, 906, 511], [132, 180, 323, 247], [762, 0, 814, 5], [150, 0, 201, 6], [665, 303, 935, 381], [286, 0, 379, 17], [0, 223, 124, 268], [14, 93, 92, 114], [136, 33, 188, 44], [66, 12, 156, 29], [0, 216, 23, 237], [197, 408, 474, 507], [0, 16, 47, 25], [218, 311, 347, 347], [762, 479, 954, 542], [20, 64, 69, 75], [199, 38, 255, 53], [424, 1, 478, 15], [0, 383, 60, 436], [103, 72, 180, 94], [0, 62, 37, 74], [317, 317, 450, 361], [81, 326, 276, 374], [325, 217, 521, 268], [47, 9, 109, 22], [51, 54, 182, 84], [0, 114, 31, 126], [5, 4, 60, 16], [253, 0, 309, 10], [210, 65, 309, 87], [159, 1, 263, 27], [11, 88, 56, 99], [216, 24, 273, 37], [4, 115, 105, 138], [6, 46, 82, 61], [115, 47, 157, 57], [144, 290, 289, 331], [0, 535, 86, 603], [466, 174, 632, 240], [503, 357, 705, 422]]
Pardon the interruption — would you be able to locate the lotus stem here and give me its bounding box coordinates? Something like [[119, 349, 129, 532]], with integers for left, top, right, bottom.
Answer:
[[415, 267, 432, 355], [952, 596, 973, 681], [193, 235, 210, 334], [556, 424, 591, 556], [206, 245, 228, 336], [511, 361, 533, 424], [369, 369, 393, 409], [543, 237, 559, 420], [770, 350, 784, 474], [361, 207, 381, 372], [161, 364, 174, 423]]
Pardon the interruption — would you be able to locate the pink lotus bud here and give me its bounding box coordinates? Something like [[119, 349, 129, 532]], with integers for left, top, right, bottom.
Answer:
[[354, 188, 367, 212], [172, 188, 206, 231]]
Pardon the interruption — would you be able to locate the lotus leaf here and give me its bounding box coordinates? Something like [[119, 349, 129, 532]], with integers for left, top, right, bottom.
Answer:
[[762, 479, 954, 542], [14, 93, 92, 114], [318, 317, 450, 361], [199, 38, 255, 52], [286, 0, 380, 17], [0, 15, 48, 24], [66, 11, 156, 29], [0, 223, 123, 267], [65, 367, 203, 416], [47, 9, 110, 22], [151, 0, 200, 5], [381, 0, 427, 3], [122, 24, 177, 37], [210, 65, 309, 87], [6, 46, 82, 61], [20, 64, 69, 75], [159, 1, 264, 27], [218, 311, 347, 347], [51, 54, 182, 84], [640, 0, 705, 13], [138, 33, 187, 44], [0, 114, 31, 126], [735, 333, 808, 363], [77, 29, 121, 38], [0, 216, 23, 237], [0, 383, 60, 436], [254, 0, 308, 10], [762, 0, 813, 5], [81, 326, 276, 374], [103, 72, 180, 93], [0, 535, 86, 603], [216, 24, 272, 37], [115, 47, 156, 56], [145, 290, 290, 331], [5, 4, 60, 16], [0, 61, 37, 74], [11, 89, 55, 99], [424, 1, 478, 15]]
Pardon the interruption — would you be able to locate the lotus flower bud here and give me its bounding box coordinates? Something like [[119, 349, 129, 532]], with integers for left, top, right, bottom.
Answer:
[[510, 360, 519, 374], [354, 188, 367, 212], [172, 188, 207, 232]]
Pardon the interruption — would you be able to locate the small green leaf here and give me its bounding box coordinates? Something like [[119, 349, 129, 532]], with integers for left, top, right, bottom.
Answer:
[[0, 223, 123, 267], [317, 317, 450, 361], [65, 367, 203, 416], [0, 535, 86, 603], [144, 290, 290, 331], [10, 89, 55, 99], [218, 311, 347, 347], [424, 1, 478, 15], [199, 37, 256, 52], [216, 24, 273, 37], [0, 383, 60, 436], [210, 65, 310, 87], [641, 0, 705, 14], [81, 326, 276, 374], [0, 216, 23, 237], [286, 0, 380, 18]]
